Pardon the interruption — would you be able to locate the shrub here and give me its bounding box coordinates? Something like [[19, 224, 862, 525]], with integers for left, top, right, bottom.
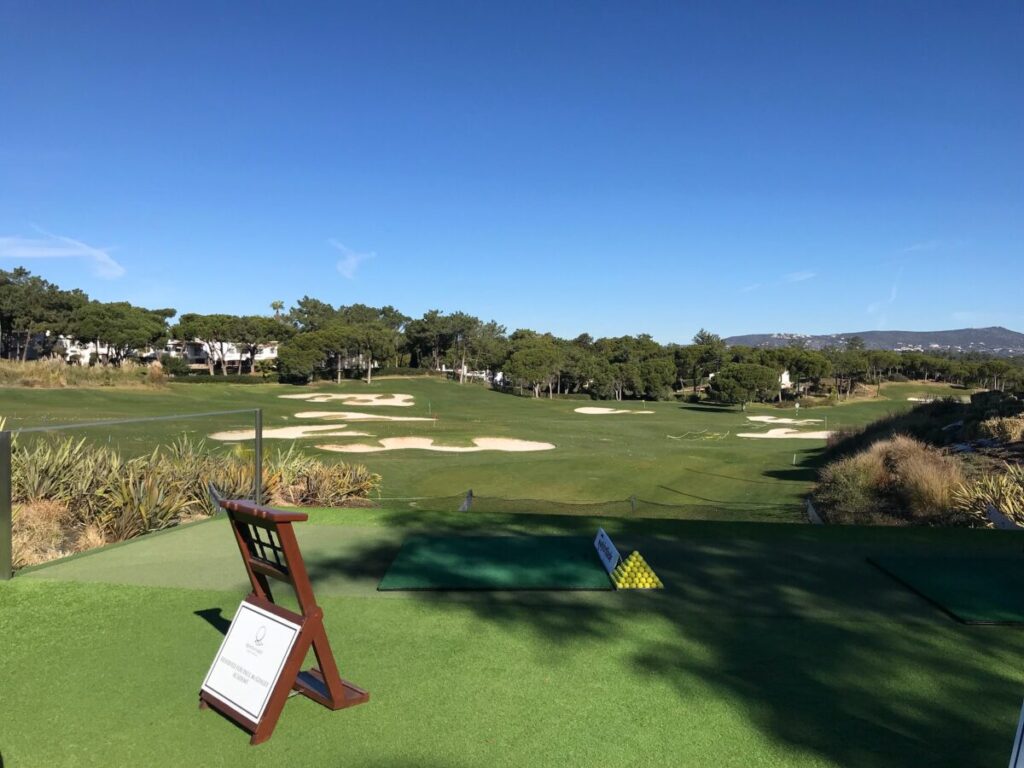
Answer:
[[6, 434, 383, 568], [170, 373, 274, 384], [813, 456, 884, 525], [159, 354, 191, 377], [953, 463, 1024, 524], [11, 500, 79, 568], [146, 361, 167, 386], [278, 461, 381, 507], [0, 358, 156, 388], [978, 416, 1024, 443], [813, 435, 973, 526]]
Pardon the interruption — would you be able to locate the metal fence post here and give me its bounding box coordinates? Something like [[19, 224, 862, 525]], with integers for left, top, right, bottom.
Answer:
[[1, 431, 12, 580], [254, 409, 263, 505]]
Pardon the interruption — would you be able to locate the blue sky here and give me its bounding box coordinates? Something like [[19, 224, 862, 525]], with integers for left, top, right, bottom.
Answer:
[[1, 1, 1021, 342]]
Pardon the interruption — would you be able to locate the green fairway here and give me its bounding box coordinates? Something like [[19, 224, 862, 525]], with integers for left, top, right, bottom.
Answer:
[[5, 509, 1024, 767], [377, 535, 614, 590], [871, 555, 1024, 625], [0, 378, 969, 521]]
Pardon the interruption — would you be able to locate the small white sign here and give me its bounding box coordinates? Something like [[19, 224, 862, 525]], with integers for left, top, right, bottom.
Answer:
[[594, 527, 621, 574], [201, 600, 301, 723]]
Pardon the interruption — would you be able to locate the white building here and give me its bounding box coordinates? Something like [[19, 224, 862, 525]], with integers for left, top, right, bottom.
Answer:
[[162, 339, 280, 372], [56, 335, 279, 372]]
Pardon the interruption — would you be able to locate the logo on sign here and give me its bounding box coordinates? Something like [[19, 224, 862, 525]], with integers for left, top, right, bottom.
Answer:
[[255, 626, 266, 646], [594, 528, 621, 574]]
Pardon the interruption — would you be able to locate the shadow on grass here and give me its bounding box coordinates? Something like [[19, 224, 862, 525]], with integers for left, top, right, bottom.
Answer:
[[761, 446, 827, 484], [657, 484, 794, 510], [195, 607, 232, 636], [299, 522, 1024, 767], [679, 466, 787, 485], [677, 403, 737, 413]]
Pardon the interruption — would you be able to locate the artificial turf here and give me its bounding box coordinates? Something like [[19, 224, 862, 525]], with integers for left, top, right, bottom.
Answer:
[[377, 535, 614, 590], [7, 510, 1024, 767], [870, 555, 1024, 625]]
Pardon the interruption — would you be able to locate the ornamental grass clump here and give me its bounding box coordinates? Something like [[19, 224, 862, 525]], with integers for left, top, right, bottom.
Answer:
[[813, 435, 974, 526], [0, 358, 157, 388], [977, 416, 1024, 444], [7, 434, 382, 568], [953, 463, 1024, 524]]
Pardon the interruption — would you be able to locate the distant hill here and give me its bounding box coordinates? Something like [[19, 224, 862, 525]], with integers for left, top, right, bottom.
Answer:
[[723, 327, 1024, 356]]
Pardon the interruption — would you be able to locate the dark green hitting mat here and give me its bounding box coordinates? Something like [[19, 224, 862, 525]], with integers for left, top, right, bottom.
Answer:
[[870, 556, 1024, 625], [378, 535, 614, 591]]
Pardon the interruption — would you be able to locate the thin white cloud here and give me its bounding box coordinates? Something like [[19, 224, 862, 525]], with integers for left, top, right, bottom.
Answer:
[[739, 271, 816, 294], [901, 239, 965, 254], [329, 239, 374, 279], [782, 271, 816, 284], [0, 226, 125, 278], [901, 240, 945, 253]]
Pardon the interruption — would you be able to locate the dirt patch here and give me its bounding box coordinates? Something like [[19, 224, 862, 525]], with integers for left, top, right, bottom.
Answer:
[[316, 437, 555, 453]]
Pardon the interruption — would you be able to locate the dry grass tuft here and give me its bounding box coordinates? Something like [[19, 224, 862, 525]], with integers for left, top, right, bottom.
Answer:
[[814, 435, 974, 526], [0, 358, 160, 389]]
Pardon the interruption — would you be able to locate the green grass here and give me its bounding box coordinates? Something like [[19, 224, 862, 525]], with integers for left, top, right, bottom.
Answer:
[[0, 378, 970, 521], [5, 509, 1024, 767]]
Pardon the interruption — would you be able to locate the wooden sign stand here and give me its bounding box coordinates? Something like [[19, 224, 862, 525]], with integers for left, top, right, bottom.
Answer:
[[199, 499, 369, 744]]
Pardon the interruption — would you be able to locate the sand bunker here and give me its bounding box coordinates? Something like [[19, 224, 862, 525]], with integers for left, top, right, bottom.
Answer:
[[738, 428, 833, 440], [295, 410, 433, 422], [210, 425, 373, 441], [279, 393, 415, 406], [574, 407, 654, 415], [746, 415, 823, 426], [907, 397, 936, 403], [316, 437, 555, 453]]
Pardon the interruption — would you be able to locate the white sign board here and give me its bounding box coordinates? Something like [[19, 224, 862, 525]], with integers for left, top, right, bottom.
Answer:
[[1010, 699, 1024, 768], [201, 600, 301, 723], [594, 527, 621, 574]]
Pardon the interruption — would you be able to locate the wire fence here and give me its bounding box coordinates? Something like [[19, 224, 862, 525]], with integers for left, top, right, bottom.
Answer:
[[0, 410, 263, 579], [378, 492, 803, 523], [1, 410, 807, 578]]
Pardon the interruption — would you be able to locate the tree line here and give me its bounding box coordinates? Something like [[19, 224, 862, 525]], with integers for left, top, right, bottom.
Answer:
[[3, 266, 1023, 402]]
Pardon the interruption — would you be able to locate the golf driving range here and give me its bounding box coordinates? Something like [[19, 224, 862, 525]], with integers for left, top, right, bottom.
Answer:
[[3, 378, 1024, 766]]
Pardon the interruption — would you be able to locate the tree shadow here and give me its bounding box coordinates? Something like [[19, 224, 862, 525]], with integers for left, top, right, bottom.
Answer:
[[761, 446, 827, 483], [762, 467, 819, 482], [677, 403, 737, 413], [657, 484, 791, 508], [301, 522, 1024, 766], [678, 466, 785, 485]]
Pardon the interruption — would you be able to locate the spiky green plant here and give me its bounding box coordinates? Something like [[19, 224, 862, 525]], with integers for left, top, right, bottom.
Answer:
[[953, 463, 1024, 525]]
